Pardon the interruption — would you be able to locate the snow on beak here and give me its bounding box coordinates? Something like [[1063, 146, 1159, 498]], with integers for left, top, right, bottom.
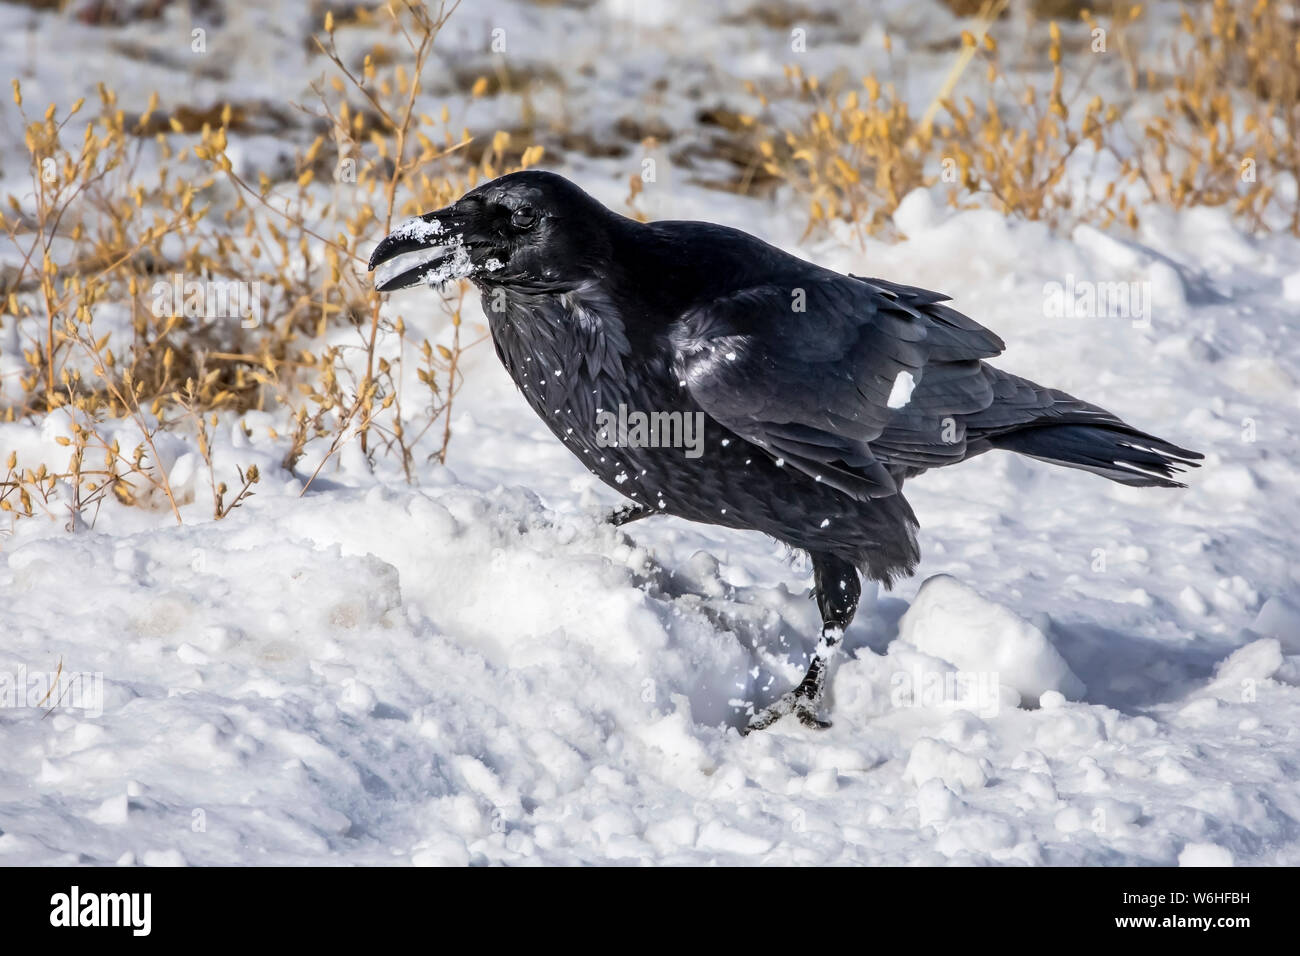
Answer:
[[368, 209, 474, 293]]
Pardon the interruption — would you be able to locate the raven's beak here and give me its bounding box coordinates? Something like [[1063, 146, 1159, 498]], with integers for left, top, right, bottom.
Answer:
[[368, 208, 467, 293]]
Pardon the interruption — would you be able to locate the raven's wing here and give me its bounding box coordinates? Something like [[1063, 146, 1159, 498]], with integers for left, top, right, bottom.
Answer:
[[671, 274, 1005, 500]]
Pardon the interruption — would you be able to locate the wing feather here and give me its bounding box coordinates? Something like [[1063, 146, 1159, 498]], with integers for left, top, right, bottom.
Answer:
[[672, 273, 1006, 499]]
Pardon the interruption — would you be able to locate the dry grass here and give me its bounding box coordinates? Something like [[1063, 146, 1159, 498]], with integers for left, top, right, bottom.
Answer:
[[0, 0, 542, 528], [754, 0, 1299, 242], [754, 12, 1131, 243], [1138, 0, 1300, 233]]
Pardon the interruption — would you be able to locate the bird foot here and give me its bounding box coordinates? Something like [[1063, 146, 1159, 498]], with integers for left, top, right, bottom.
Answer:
[[742, 690, 831, 734]]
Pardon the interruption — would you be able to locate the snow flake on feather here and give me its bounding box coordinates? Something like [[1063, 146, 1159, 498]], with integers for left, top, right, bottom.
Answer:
[[887, 370, 916, 409]]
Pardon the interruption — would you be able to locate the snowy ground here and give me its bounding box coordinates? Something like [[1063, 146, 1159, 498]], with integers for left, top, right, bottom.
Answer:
[[2, 0, 1299, 865]]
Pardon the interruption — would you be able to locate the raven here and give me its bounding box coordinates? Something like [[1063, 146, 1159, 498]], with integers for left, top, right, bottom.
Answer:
[[370, 170, 1201, 732]]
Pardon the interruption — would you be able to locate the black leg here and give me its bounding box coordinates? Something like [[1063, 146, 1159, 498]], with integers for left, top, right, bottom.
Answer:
[[607, 502, 654, 527], [744, 553, 861, 733]]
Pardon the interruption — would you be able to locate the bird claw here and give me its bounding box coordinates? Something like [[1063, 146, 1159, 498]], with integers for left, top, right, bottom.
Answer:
[[742, 691, 831, 734]]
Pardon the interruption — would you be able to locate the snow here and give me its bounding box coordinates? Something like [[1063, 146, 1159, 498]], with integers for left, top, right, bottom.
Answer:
[[1179, 843, 1235, 867], [420, 242, 476, 288], [2, 0, 1300, 867], [391, 216, 445, 242], [886, 370, 916, 409], [896, 575, 1087, 706]]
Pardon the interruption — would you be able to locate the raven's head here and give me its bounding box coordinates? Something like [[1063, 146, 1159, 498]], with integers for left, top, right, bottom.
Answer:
[[368, 170, 613, 295]]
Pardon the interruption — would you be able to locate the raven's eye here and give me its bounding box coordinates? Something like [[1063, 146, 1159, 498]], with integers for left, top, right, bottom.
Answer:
[[510, 205, 538, 230]]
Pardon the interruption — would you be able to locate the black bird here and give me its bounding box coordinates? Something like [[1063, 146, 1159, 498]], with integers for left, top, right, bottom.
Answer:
[[369, 170, 1201, 732]]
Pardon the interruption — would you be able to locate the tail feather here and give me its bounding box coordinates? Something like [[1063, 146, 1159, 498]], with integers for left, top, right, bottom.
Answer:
[[990, 422, 1202, 488]]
